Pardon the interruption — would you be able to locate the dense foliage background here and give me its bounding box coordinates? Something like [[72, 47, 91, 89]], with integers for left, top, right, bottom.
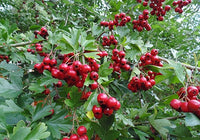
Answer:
[[0, 0, 200, 140]]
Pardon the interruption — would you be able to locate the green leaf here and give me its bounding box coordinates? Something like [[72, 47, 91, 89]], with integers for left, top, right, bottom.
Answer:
[[134, 128, 149, 140], [70, 28, 81, 50], [64, 86, 84, 108], [84, 91, 98, 111], [98, 61, 113, 77], [46, 110, 72, 139], [168, 124, 192, 138], [24, 52, 40, 63], [0, 61, 24, 77], [25, 123, 50, 140], [32, 103, 52, 122], [0, 100, 23, 113], [91, 23, 103, 36], [84, 74, 94, 86], [11, 120, 31, 140], [0, 78, 22, 98], [168, 60, 186, 85], [185, 113, 200, 126], [29, 82, 46, 94], [99, 114, 115, 132], [84, 52, 100, 59], [149, 119, 171, 140], [104, 130, 120, 140]]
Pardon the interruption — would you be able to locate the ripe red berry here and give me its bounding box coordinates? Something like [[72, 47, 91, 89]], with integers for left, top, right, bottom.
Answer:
[[69, 134, 79, 140], [112, 49, 119, 56], [180, 102, 189, 112], [79, 135, 89, 140], [97, 93, 108, 106], [77, 126, 87, 136], [151, 49, 159, 56], [73, 61, 82, 71], [89, 81, 98, 90], [115, 14, 120, 20], [43, 57, 51, 65], [81, 65, 91, 74], [119, 13, 126, 19], [90, 71, 99, 81], [188, 100, 200, 112], [114, 100, 121, 110], [107, 97, 117, 109], [118, 51, 126, 58], [143, 9, 149, 15], [143, 1, 148, 6], [187, 86, 199, 97], [170, 99, 181, 111], [59, 63, 68, 72], [92, 105, 102, 114], [165, 5, 171, 11], [103, 107, 113, 116]]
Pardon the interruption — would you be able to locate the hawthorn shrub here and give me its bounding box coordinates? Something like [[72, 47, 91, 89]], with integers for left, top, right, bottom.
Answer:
[[0, 0, 200, 140]]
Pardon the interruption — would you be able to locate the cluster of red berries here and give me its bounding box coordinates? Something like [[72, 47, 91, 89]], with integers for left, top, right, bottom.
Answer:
[[127, 49, 163, 92], [34, 26, 49, 39], [139, 49, 163, 67], [27, 43, 47, 57], [110, 49, 131, 74], [132, 9, 151, 32], [173, 0, 192, 14], [42, 85, 50, 95], [170, 86, 200, 118], [149, 1, 171, 21], [97, 50, 108, 58], [0, 55, 10, 62], [102, 35, 118, 46], [100, 13, 131, 30], [62, 126, 88, 140], [137, 0, 171, 21], [128, 74, 156, 92], [92, 93, 121, 119], [34, 55, 100, 90]]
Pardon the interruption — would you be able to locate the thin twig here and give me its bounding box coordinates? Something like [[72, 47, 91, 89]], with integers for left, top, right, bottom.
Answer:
[[158, 56, 200, 72], [134, 115, 185, 126]]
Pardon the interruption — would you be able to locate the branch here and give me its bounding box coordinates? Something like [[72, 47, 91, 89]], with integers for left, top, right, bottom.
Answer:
[[134, 115, 185, 126], [9, 41, 32, 47], [159, 56, 200, 72]]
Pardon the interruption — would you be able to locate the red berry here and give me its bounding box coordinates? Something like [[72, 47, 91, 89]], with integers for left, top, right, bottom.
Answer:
[[69, 134, 79, 140], [115, 14, 120, 20], [165, 5, 171, 11], [97, 93, 108, 106], [43, 57, 51, 65], [59, 63, 68, 72], [73, 61, 82, 71], [118, 51, 126, 58], [143, 9, 149, 15], [188, 100, 200, 113], [103, 107, 113, 116], [89, 81, 98, 90], [151, 49, 159, 56], [92, 105, 102, 114], [79, 135, 89, 140], [81, 65, 91, 74], [90, 71, 99, 81], [180, 102, 189, 112], [143, 1, 148, 6], [119, 13, 126, 19], [107, 97, 117, 109], [50, 59, 57, 67], [114, 100, 121, 110], [77, 126, 87, 136], [112, 49, 119, 56], [170, 99, 181, 111], [187, 86, 199, 97]]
